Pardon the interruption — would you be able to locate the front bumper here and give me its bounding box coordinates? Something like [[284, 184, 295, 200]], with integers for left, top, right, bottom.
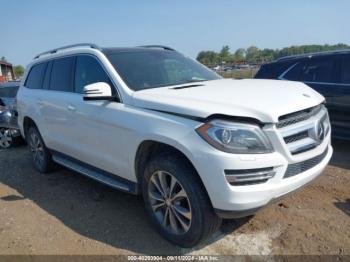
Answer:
[[187, 130, 332, 215], [0, 109, 19, 130]]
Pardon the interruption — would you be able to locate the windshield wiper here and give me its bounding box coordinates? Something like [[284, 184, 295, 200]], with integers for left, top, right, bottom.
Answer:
[[172, 84, 204, 90]]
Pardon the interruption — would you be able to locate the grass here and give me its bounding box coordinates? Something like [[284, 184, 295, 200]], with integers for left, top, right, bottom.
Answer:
[[217, 69, 258, 79]]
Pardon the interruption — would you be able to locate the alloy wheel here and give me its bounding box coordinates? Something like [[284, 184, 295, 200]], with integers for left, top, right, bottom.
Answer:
[[148, 170, 192, 235], [0, 128, 12, 149], [29, 130, 45, 168]]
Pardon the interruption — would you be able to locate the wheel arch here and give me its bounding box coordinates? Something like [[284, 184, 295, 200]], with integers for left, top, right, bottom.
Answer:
[[23, 116, 38, 140], [134, 140, 212, 207]]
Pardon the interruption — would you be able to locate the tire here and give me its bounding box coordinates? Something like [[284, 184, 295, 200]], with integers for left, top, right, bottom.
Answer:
[[142, 154, 222, 247], [27, 126, 54, 173], [0, 128, 14, 149]]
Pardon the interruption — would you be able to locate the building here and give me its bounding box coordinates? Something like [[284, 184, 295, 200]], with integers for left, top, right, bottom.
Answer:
[[0, 61, 15, 83]]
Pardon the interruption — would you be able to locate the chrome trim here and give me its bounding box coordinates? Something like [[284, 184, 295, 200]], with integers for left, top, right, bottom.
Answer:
[[277, 106, 330, 155], [225, 171, 276, 183], [278, 62, 299, 80], [303, 81, 350, 86]]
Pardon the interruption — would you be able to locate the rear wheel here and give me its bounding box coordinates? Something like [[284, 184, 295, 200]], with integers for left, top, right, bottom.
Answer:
[[27, 126, 54, 173], [142, 154, 221, 247], [0, 128, 13, 149]]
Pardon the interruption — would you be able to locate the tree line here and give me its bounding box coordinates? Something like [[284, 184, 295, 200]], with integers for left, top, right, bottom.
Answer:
[[196, 43, 350, 65]]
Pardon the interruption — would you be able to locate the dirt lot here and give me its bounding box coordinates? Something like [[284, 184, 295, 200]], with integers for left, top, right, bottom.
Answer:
[[0, 140, 349, 256]]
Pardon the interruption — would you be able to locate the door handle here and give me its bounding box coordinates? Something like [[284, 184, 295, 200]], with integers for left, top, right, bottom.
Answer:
[[37, 100, 44, 106], [67, 105, 76, 111]]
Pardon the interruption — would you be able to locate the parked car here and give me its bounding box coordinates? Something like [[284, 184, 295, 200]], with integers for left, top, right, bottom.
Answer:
[[17, 43, 332, 247], [0, 81, 22, 148], [255, 49, 350, 140]]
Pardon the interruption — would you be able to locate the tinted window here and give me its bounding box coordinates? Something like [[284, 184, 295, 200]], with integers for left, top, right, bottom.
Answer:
[[50, 57, 74, 92], [340, 55, 350, 84], [42, 61, 53, 90], [299, 58, 334, 83], [283, 62, 304, 81], [25, 63, 47, 89], [107, 51, 220, 91], [255, 60, 295, 79], [74, 55, 112, 93], [0, 86, 19, 98]]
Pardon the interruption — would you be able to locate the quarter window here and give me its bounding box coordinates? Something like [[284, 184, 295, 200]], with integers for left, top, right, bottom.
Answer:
[[74, 55, 112, 94], [49, 57, 74, 92], [25, 63, 47, 89]]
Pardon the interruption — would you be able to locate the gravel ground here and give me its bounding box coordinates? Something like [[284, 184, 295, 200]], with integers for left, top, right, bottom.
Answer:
[[0, 140, 349, 256]]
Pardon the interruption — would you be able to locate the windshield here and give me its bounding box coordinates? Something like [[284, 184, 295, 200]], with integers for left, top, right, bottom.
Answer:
[[106, 50, 221, 91]]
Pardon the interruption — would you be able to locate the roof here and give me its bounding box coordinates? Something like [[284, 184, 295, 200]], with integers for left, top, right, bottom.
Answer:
[[276, 49, 350, 62], [0, 61, 12, 66]]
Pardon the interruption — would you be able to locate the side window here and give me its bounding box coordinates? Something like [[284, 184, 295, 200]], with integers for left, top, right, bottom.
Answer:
[[299, 57, 334, 83], [74, 55, 112, 94], [340, 55, 350, 84], [50, 57, 74, 92], [25, 63, 47, 89]]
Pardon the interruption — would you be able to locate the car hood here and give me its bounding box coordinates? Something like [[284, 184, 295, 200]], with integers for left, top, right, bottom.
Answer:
[[131, 78, 325, 123]]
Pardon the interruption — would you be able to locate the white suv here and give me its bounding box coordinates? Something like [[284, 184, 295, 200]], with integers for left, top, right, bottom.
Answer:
[[17, 43, 332, 247]]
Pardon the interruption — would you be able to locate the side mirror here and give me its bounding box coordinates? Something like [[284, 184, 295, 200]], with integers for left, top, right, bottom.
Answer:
[[83, 82, 115, 101]]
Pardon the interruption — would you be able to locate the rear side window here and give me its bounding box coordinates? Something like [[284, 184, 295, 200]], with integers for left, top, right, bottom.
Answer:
[[49, 57, 74, 92], [299, 57, 335, 83], [340, 55, 350, 84], [74, 55, 112, 93], [25, 63, 47, 89]]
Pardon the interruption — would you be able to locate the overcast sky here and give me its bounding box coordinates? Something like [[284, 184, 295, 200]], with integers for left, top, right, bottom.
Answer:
[[1, 0, 349, 66]]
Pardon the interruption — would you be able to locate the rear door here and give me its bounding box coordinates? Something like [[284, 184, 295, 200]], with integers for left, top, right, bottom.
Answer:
[[329, 54, 350, 138], [41, 56, 76, 152]]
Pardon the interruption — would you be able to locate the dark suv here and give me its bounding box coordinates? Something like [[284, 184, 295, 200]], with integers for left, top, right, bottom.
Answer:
[[0, 81, 22, 148], [255, 50, 350, 140]]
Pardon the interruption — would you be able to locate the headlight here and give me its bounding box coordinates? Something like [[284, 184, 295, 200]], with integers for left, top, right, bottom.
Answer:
[[196, 120, 273, 154]]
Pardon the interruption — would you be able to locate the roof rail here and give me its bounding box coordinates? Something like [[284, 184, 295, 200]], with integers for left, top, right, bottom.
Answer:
[[277, 49, 350, 61], [34, 43, 101, 59], [139, 45, 175, 51]]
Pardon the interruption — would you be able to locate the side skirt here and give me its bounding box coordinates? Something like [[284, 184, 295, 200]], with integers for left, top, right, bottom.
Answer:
[[51, 150, 139, 194]]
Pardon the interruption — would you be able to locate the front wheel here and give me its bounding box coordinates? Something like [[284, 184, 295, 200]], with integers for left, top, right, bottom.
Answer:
[[142, 154, 221, 247]]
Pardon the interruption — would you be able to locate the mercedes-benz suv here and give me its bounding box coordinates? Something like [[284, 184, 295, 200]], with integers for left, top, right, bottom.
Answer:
[[17, 43, 332, 247]]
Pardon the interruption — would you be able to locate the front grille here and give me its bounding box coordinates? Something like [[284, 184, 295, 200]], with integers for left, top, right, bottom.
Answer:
[[284, 147, 328, 178], [277, 105, 322, 129], [276, 104, 329, 155], [284, 131, 309, 144]]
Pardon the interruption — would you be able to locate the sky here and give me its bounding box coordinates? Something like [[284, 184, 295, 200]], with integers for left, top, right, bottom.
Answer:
[[1, 0, 349, 67]]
